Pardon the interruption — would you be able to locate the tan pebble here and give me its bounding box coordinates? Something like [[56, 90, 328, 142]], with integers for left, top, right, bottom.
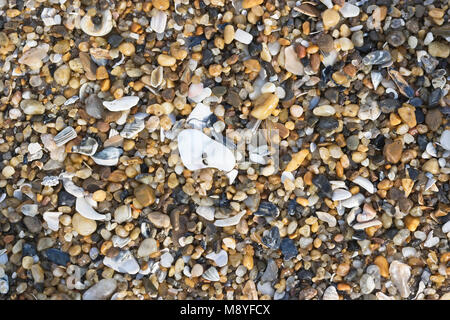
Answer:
[[118, 42, 135, 56], [242, 0, 263, 9], [285, 149, 309, 172], [92, 190, 106, 202], [224, 25, 235, 44], [374, 256, 389, 278], [157, 54, 176, 67], [250, 93, 279, 120], [72, 213, 97, 236], [404, 216, 420, 232], [152, 0, 170, 10], [322, 9, 341, 29], [397, 105, 416, 128], [134, 184, 156, 206]]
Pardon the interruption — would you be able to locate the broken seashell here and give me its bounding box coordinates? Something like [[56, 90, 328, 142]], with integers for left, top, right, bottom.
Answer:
[[214, 210, 246, 227], [341, 193, 365, 208], [202, 267, 220, 282], [43, 211, 62, 231], [21, 204, 39, 217], [352, 219, 382, 230], [371, 71, 382, 90], [41, 175, 60, 187], [80, 9, 113, 37], [120, 119, 145, 139], [60, 174, 85, 198], [103, 250, 140, 275], [151, 10, 167, 34], [186, 103, 212, 129], [53, 126, 77, 147], [150, 66, 164, 87], [178, 129, 236, 172], [332, 189, 352, 201], [91, 147, 123, 166], [205, 250, 228, 267], [72, 137, 99, 156], [76, 197, 107, 221], [196, 206, 215, 221], [103, 96, 139, 112], [352, 176, 376, 194], [356, 203, 377, 222]]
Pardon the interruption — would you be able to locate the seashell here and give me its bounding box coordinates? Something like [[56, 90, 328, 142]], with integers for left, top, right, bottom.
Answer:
[[352, 176, 376, 194], [150, 66, 164, 87], [196, 206, 215, 221], [205, 250, 228, 267], [357, 203, 377, 222], [111, 235, 131, 248], [186, 103, 212, 129], [346, 207, 360, 225], [103, 96, 140, 112], [426, 142, 437, 157], [329, 180, 347, 189], [226, 169, 238, 184], [332, 189, 352, 201], [352, 219, 382, 230], [362, 50, 391, 65], [376, 292, 395, 300], [177, 129, 236, 172], [103, 250, 140, 275], [214, 210, 246, 227], [21, 204, 39, 217], [151, 10, 167, 34], [79, 83, 96, 102], [61, 177, 85, 198], [91, 147, 123, 166], [80, 9, 113, 37], [388, 69, 414, 98], [53, 126, 77, 147], [41, 175, 60, 187], [76, 197, 107, 221], [64, 96, 79, 106], [389, 261, 411, 298], [385, 87, 398, 100], [341, 193, 365, 208], [202, 267, 220, 282], [43, 211, 62, 231], [316, 211, 337, 227], [120, 119, 145, 139], [371, 71, 382, 90], [72, 137, 98, 156]]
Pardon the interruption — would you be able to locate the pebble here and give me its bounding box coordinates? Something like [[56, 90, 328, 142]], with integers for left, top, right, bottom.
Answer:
[[72, 213, 97, 236], [82, 279, 117, 300]]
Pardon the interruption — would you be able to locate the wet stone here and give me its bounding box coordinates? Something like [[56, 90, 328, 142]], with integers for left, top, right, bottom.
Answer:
[[262, 226, 281, 250], [280, 238, 297, 261], [44, 249, 70, 266], [254, 201, 280, 217]]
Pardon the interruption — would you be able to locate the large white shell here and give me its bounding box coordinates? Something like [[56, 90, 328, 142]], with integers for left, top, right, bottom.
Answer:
[[76, 197, 107, 221], [80, 9, 113, 37], [178, 129, 236, 172], [103, 96, 139, 112], [352, 219, 382, 230], [186, 103, 212, 129], [205, 250, 228, 267], [196, 206, 215, 221], [61, 177, 85, 198], [341, 193, 365, 208], [91, 147, 123, 166], [151, 10, 167, 34]]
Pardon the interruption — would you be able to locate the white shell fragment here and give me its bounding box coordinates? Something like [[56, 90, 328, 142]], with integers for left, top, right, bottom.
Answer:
[[205, 250, 228, 267], [186, 103, 212, 129], [53, 126, 77, 147], [332, 189, 352, 201], [76, 197, 107, 221], [80, 9, 113, 37], [214, 210, 246, 227], [43, 211, 63, 231], [151, 10, 167, 34], [352, 220, 382, 230], [316, 211, 337, 227], [120, 119, 145, 139], [352, 176, 376, 194], [72, 137, 98, 156], [103, 250, 140, 275], [103, 96, 140, 112], [341, 193, 365, 208], [178, 129, 236, 172], [196, 206, 215, 221], [202, 267, 220, 281], [91, 147, 123, 166]]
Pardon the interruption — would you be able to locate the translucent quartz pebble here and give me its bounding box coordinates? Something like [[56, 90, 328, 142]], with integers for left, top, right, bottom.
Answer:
[[389, 261, 411, 298], [362, 50, 392, 65], [234, 29, 253, 44], [82, 279, 117, 300], [339, 3, 360, 18], [177, 129, 236, 172], [72, 137, 98, 156]]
